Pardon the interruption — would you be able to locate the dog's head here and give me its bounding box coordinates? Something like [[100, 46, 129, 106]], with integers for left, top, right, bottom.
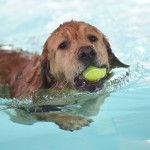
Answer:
[[41, 21, 129, 92]]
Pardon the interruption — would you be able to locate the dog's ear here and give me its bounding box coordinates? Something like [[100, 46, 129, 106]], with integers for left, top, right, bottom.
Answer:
[[103, 35, 129, 69], [40, 41, 55, 88]]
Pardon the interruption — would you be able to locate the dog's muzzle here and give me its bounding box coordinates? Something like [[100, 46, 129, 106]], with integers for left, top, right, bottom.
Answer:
[[75, 46, 108, 92]]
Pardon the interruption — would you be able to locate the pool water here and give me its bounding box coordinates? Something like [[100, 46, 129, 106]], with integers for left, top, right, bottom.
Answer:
[[0, 0, 150, 150]]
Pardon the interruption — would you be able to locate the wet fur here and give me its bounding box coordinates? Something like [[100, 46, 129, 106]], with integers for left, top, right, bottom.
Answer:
[[0, 21, 128, 97]]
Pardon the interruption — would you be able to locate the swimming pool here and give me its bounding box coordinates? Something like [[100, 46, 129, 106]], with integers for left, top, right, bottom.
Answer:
[[0, 0, 150, 150]]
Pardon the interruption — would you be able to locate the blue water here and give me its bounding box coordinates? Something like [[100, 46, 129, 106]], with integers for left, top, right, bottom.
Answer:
[[0, 0, 150, 150]]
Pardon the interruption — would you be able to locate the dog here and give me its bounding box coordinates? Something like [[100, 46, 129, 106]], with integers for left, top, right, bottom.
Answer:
[[0, 21, 128, 97], [0, 21, 129, 130]]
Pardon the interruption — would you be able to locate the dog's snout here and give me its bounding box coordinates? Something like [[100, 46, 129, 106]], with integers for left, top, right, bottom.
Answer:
[[78, 46, 96, 63]]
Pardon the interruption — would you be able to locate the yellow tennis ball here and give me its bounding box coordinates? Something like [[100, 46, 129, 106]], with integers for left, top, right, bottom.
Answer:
[[82, 66, 106, 82]]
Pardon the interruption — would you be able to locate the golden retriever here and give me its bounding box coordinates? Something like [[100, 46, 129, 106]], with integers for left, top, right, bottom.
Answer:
[[0, 21, 128, 97], [0, 21, 129, 130]]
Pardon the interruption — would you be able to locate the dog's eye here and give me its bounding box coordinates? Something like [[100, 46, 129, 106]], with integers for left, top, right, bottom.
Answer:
[[58, 41, 68, 50], [88, 35, 98, 42]]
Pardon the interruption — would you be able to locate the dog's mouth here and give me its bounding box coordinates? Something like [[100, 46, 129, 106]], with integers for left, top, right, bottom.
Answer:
[[74, 65, 108, 92]]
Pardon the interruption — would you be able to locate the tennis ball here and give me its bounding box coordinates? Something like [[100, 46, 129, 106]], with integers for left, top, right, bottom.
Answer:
[[82, 66, 106, 82]]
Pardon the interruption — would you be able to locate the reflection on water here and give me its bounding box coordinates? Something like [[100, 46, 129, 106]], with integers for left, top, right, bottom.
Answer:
[[0, 81, 109, 130]]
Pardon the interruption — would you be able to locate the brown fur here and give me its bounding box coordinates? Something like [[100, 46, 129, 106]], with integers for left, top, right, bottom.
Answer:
[[0, 21, 128, 98]]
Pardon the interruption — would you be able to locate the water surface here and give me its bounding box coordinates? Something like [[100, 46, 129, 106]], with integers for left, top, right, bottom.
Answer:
[[0, 0, 150, 150]]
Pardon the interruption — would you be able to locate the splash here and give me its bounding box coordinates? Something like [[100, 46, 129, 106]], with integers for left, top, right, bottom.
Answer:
[[0, 64, 147, 111]]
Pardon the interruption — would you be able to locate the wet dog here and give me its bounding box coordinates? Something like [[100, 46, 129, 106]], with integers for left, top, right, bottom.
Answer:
[[0, 21, 128, 97], [0, 21, 129, 130]]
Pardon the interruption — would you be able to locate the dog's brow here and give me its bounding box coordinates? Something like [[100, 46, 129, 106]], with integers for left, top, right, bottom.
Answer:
[[62, 28, 78, 40], [84, 26, 97, 34]]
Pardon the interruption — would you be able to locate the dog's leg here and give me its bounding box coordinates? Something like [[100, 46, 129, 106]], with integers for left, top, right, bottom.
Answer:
[[5, 108, 93, 131], [34, 112, 93, 131]]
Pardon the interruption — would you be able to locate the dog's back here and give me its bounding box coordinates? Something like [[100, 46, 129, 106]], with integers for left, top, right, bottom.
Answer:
[[0, 49, 41, 97], [0, 49, 31, 84]]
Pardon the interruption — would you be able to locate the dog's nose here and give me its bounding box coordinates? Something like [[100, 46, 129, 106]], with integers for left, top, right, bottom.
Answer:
[[78, 46, 96, 63]]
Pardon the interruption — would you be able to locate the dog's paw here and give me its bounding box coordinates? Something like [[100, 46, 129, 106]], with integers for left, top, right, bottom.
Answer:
[[54, 114, 93, 131]]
